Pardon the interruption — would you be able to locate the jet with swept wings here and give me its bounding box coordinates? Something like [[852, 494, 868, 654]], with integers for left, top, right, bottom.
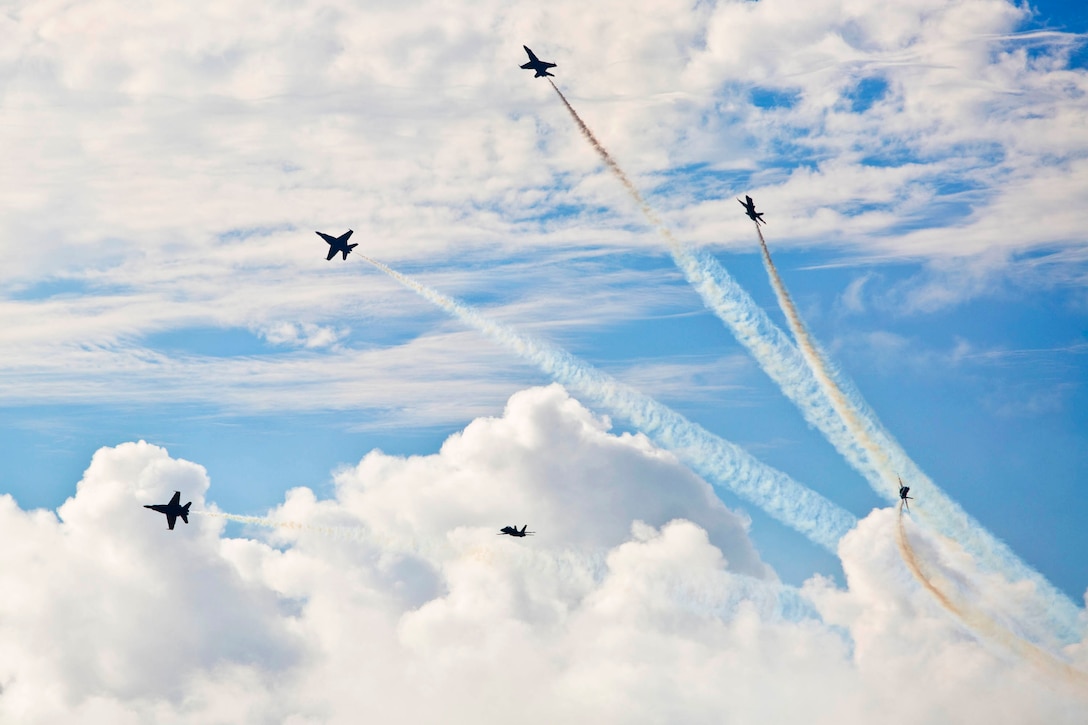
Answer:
[[520, 46, 556, 78], [316, 229, 357, 261], [738, 195, 766, 225], [144, 491, 192, 530]]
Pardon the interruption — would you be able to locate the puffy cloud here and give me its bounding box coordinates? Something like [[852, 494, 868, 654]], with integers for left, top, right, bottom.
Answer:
[[0, 386, 1084, 722]]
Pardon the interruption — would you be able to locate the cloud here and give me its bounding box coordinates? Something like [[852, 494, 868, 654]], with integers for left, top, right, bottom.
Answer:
[[257, 321, 347, 349], [0, 386, 1084, 722]]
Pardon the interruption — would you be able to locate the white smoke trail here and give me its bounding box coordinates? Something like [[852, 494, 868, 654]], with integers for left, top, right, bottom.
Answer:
[[546, 79, 1082, 644], [359, 254, 857, 552]]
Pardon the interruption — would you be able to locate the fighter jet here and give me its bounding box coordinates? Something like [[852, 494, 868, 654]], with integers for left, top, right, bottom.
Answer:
[[316, 229, 357, 261], [738, 195, 766, 225], [898, 476, 913, 512], [498, 525, 534, 537], [520, 46, 556, 78], [144, 491, 192, 530]]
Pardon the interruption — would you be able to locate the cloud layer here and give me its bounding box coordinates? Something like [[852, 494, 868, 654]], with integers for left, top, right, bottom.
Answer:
[[0, 386, 1083, 722]]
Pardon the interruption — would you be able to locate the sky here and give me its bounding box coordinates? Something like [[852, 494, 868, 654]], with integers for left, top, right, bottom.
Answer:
[[1, 0, 1087, 721]]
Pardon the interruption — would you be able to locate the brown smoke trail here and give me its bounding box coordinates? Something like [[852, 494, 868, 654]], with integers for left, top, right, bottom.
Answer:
[[896, 508, 1088, 694], [753, 223, 898, 489], [548, 79, 680, 249]]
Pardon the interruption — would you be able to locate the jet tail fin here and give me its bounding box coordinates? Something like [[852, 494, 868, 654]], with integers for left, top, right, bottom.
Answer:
[[181, 502, 191, 525]]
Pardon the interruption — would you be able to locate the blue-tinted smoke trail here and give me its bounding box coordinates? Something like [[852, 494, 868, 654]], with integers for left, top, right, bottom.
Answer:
[[546, 78, 1082, 644], [359, 254, 857, 553]]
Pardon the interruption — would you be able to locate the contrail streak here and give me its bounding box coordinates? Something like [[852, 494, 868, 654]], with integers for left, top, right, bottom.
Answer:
[[359, 253, 857, 552], [896, 508, 1088, 694], [546, 79, 1082, 642]]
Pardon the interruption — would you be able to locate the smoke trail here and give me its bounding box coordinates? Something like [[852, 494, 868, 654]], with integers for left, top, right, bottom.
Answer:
[[896, 508, 1088, 694], [359, 253, 857, 552], [754, 223, 892, 482], [750, 224, 1083, 643], [546, 79, 1082, 642], [550, 80, 868, 479]]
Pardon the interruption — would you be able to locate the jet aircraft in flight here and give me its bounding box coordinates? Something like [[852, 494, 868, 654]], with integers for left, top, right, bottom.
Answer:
[[898, 476, 913, 512], [144, 491, 192, 530], [520, 46, 556, 77], [316, 229, 357, 261], [498, 525, 534, 537], [738, 195, 766, 225]]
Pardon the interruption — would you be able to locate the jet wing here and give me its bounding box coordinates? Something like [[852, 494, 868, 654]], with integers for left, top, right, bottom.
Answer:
[[167, 514, 177, 530], [169, 491, 180, 506], [326, 247, 338, 261], [316, 231, 338, 244]]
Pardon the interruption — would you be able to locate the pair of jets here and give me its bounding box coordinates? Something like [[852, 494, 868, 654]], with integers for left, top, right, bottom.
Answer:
[[311, 47, 555, 263], [318, 197, 764, 263], [144, 492, 538, 537]]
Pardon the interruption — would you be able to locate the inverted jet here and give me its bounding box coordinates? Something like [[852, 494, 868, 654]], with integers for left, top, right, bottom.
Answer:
[[498, 525, 534, 537], [316, 229, 357, 261], [520, 46, 556, 78], [144, 491, 192, 530], [898, 476, 913, 512], [738, 195, 766, 225]]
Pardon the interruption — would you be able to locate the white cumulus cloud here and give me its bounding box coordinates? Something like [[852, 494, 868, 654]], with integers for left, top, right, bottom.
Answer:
[[0, 386, 1083, 722]]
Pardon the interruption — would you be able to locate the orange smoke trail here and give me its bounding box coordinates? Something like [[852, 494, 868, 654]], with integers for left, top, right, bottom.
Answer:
[[754, 223, 898, 488], [896, 508, 1088, 694]]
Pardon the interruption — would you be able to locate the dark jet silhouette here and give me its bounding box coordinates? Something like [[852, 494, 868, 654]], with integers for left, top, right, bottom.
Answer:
[[144, 491, 192, 530], [738, 195, 766, 225], [316, 229, 357, 261], [498, 525, 534, 537], [898, 475, 913, 512], [520, 46, 556, 78]]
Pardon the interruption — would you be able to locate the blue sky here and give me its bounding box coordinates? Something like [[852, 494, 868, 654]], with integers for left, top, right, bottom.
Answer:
[[1, 0, 1087, 719]]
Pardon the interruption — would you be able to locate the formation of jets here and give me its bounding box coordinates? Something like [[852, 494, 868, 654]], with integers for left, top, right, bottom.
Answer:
[[147, 46, 919, 537], [144, 491, 191, 530]]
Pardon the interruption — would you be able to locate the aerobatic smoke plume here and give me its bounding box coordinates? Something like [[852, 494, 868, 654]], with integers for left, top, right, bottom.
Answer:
[[359, 254, 857, 552], [896, 508, 1088, 694], [749, 223, 1082, 644], [545, 79, 1082, 644]]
